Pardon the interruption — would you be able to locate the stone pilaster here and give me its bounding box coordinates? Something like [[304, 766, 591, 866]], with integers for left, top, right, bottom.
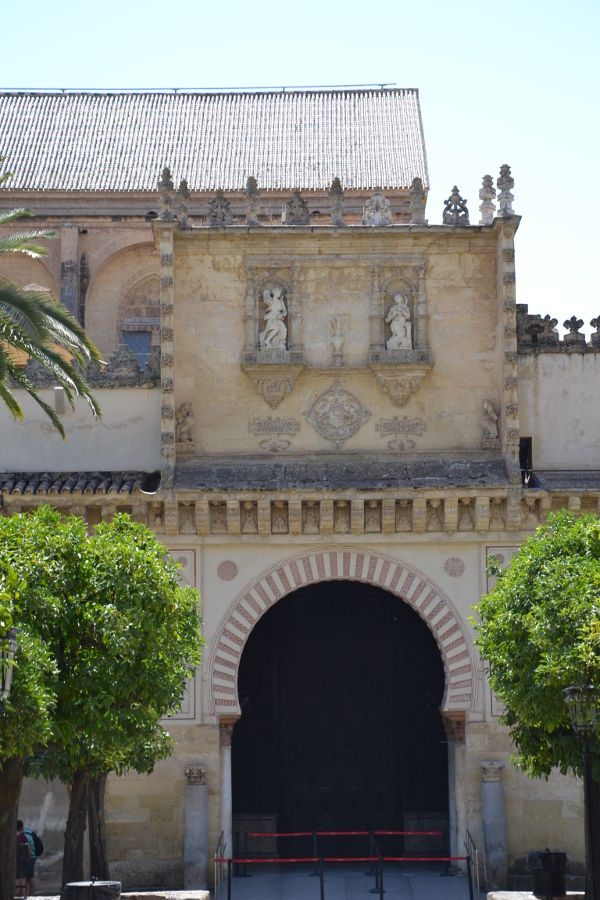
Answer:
[[157, 222, 177, 489], [288, 499, 302, 535], [480, 761, 508, 890], [243, 267, 257, 355], [442, 713, 466, 872], [497, 218, 520, 484], [351, 499, 364, 534], [289, 262, 303, 356], [184, 765, 209, 888], [369, 265, 384, 356], [226, 500, 241, 535], [195, 500, 210, 536], [415, 265, 428, 349], [60, 224, 80, 318], [382, 498, 395, 534], [412, 498, 427, 533]]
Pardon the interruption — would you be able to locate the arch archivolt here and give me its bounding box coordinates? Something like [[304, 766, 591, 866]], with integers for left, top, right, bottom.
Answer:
[[208, 547, 479, 717]]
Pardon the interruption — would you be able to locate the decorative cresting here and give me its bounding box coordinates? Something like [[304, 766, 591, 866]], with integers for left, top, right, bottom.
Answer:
[[208, 548, 477, 716]]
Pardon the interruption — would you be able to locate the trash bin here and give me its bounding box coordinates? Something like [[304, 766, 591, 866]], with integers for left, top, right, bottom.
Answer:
[[61, 880, 121, 900], [532, 850, 566, 899]]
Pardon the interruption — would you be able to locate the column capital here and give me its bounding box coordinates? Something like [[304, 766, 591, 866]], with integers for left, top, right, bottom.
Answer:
[[442, 712, 465, 744], [480, 760, 505, 782], [219, 716, 240, 748], [184, 765, 207, 786]]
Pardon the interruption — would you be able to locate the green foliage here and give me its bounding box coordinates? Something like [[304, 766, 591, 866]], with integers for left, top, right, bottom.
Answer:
[[0, 156, 102, 437], [0, 560, 56, 765], [475, 510, 600, 779], [0, 506, 203, 779]]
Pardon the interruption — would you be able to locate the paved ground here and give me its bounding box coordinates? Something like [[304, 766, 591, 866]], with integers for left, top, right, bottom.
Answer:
[[213, 862, 484, 899]]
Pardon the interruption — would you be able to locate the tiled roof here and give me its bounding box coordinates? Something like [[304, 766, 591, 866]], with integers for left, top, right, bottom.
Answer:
[[0, 89, 428, 193], [0, 471, 145, 495]]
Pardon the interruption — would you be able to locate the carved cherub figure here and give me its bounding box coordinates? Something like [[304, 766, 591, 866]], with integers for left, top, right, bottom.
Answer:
[[259, 287, 288, 350], [175, 402, 193, 443], [482, 400, 499, 439], [386, 293, 412, 350]]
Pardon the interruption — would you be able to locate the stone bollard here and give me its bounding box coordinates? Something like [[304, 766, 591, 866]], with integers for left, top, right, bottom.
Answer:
[[480, 761, 508, 890]]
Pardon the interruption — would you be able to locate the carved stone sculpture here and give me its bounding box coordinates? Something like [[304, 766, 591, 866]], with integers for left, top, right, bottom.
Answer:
[[175, 402, 193, 444], [241, 501, 258, 534], [395, 500, 412, 532], [271, 501, 289, 533], [479, 175, 496, 225], [458, 499, 474, 531], [591, 316, 600, 349], [427, 499, 443, 531], [563, 316, 586, 351], [409, 177, 427, 225], [210, 502, 227, 533], [443, 186, 469, 226], [244, 176, 260, 225], [482, 400, 499, 439], [333, 500, 351, 533], [497, 164, 515, 216], [302, 501, 320, 534], [365, 500, 382, 533], [385, 293, 412, 350], [208, 190, 233, 226], [176, 179, 190, 227], [329, 316, 345, 366], [363, 187, 392, 226], [158, 167, 175, 220], [285, 191, 310, 225], [259, 287, 288, 350], [329, 177, 344, 226]]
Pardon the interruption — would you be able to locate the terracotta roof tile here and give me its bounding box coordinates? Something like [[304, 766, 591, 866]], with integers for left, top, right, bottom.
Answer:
[[0, 89, 428, 192], [0, 471, 145, 496]]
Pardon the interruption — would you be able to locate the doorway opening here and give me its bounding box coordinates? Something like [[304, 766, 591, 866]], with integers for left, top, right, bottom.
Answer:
[[232, 580, 448, 856]]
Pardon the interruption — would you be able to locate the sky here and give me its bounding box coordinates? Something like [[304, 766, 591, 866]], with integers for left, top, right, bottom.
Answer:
[[2, 0, 599, 333]]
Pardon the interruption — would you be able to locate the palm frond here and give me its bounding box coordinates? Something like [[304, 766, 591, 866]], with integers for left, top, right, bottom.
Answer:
[[0, 231, 56, 257], [9, 365, 66, 438], [0, 208, 36, 225]]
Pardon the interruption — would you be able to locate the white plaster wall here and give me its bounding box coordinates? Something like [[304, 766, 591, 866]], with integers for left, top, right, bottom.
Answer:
[[0, 388, 161, 471], [519, 353, 600, 468]]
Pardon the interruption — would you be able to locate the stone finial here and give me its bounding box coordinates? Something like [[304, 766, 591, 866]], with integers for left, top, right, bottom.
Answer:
[[479, 175, 496, 225], [244, 176, 260, 225], [442, 186, 469, 226], [591, 316, 600, 349], [328, 177, 345, 226], [208, 190, 233, 227], [363, 187, 392, 226], [409, 177, 427, 225], [176, 179, 190, 227], [158, 166, 175, 220], [285, 191, 310, 225], [497, 164, 515, 216], [563, 316, 586, 351]]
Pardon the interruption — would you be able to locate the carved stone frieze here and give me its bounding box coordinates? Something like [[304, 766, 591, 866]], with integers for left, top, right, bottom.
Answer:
[[376, 415, 427, 451], [249, 415, 300, 452], [370, 364, 431, 408], [305, 382, 370, 448], [243, 364, 305, 408], [284, 191, 310, 225]]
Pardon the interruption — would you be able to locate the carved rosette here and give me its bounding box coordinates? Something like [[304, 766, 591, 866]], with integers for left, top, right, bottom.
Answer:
[[305, 382, 370, 448]]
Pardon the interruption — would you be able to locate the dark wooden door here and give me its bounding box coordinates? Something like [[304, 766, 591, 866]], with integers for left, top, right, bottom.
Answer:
[[232, 581, 448, 857]]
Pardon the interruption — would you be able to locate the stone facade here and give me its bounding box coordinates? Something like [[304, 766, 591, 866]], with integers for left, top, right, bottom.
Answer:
[[0, 91, 595, 894]]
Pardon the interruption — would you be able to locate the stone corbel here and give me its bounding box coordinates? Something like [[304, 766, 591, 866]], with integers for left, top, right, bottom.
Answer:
[[369, 362, 432, 408], [242, 362, 305, 409]]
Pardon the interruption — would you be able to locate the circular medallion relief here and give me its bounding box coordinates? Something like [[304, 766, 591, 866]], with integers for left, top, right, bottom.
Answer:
[[217, 560, 238, 581], [444, 557, 465, 577]]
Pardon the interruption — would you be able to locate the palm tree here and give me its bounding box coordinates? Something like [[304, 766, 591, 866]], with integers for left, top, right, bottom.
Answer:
[[0, 190, 102, 438]]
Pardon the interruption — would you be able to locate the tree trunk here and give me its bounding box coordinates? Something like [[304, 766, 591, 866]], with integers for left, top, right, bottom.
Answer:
[[62, 768, 90, 886], [88, 773, 110, 880], [0, 756, 24, 900]]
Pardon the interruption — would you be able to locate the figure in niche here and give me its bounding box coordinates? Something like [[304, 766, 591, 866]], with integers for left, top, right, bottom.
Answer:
[[395, 500, 412, 532], [241, 501, 258, 534], [489, 498, 504, 530], [303, 501, 320, 534], [386, 293, 412, 350], [427, 499, 443, 531], [271, 501, 288, 533], [334, 500, 351, 533], [259, 287, 288, 350], [482, 400, 499, 439]]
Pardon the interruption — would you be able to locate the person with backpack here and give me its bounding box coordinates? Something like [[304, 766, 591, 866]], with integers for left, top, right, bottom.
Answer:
[[21, 821, 43, 895]]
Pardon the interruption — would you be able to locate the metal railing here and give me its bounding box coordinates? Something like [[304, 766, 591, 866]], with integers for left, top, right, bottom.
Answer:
[[214, 830, 226, 893], [465, 829, 482, 897]]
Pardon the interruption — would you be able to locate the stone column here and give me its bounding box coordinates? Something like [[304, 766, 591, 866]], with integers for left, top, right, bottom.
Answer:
[[369, 265, 384, 357], [184, 765, 209, 888], [289, 262, 302, 356], [220, 718, 237, 860], [443, 713, 466, 872], [243, 268, 257, 356], [415, 266, 428, 349], [480, 761, 508, 890]]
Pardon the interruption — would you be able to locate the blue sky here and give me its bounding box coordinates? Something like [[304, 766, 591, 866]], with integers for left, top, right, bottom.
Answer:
[[3, 0, 598, 331]]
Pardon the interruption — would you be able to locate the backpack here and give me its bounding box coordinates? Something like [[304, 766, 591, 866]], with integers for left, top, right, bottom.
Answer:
[[31, 831, 44, 858]]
